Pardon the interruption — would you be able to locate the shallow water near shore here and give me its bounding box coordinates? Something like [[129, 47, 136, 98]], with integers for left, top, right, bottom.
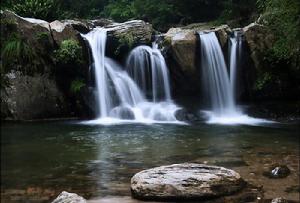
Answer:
[[1, 120, 299, 202]]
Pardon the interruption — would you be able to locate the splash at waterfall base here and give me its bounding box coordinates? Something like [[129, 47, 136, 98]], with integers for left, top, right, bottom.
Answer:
[[81, 28, 182, 125], [199, 32, 273, 125]]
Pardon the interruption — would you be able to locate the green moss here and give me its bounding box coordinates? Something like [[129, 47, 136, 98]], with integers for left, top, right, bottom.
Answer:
[[70, 79, 86, 93], [254, 72, 272, 91], [115, 32, 135, 56], [0, 17, 18, 31], [54, 39, 83, 66], [36, 32, 49, 41]]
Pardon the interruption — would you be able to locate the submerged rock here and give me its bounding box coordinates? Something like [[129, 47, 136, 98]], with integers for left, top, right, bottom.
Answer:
[[131, 163, 245, 201], [271, 197, 288, 203], [51, 191, 86, 203], [263, 164, 291, 179], [175, 109, 202, 122]]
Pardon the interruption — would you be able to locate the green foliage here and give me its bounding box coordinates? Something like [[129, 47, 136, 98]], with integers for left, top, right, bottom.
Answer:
[[9, 0, 59, 21], [219, 0, 257, 24], [115, 32, 135, 55], [101, 0, 222, 31], [1, 34, 36, 74], [70, 79, 86, 93], [257, 0, 300, 67], [54, 39, 83, 66], [102, 0, 135, 22]]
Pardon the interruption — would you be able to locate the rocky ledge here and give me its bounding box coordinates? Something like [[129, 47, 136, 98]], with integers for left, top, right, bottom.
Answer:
[[131, 163, 246, 201]]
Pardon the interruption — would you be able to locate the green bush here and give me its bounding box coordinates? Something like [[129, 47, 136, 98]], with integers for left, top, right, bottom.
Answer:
[[54, 39, 83, 66]]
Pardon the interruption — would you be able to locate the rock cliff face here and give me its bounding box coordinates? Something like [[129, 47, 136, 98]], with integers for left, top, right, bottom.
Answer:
[[2, 71, 68, 120], [0, 10, 153, 120], [1, 10, 292, 120]]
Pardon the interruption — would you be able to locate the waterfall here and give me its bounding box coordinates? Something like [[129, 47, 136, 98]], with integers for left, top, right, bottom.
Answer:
[[81, 28, 180, 124], [200, 32, 236, 115], [126, 41, 171, 102], [229, 31, 243, 102], [199, 31, 272, 125]]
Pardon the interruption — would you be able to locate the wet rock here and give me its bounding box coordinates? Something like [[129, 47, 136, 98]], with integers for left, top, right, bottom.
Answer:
[[271, 197, 288, 203], [263, 164, 291, 178], [105, 20, 153, 44], [109, 106, 135, 120], [90, 18, 114, 27], [243, 23, 275, 71], [61, 20, 90, 33], [175, 109, 202, 122], [50, 20, 82, 45], [103, 20, 153, 60], [52, 191, 86, 203], [2, 71, 68, 120], [131, 163, 245, 201]]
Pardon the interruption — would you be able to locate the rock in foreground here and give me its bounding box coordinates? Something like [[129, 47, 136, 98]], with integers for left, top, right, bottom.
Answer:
[[131, 163, 245, 201], [52, 191, 86, 203]]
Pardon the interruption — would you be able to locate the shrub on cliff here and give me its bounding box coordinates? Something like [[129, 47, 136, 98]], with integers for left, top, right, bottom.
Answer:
[[54, 39, 83, 67]]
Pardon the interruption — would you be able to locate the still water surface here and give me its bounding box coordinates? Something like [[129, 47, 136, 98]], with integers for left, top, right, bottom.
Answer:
[[1, 121, 299, 200]]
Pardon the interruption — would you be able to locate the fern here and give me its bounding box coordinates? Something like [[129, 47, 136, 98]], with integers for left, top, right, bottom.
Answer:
[[1, 35, 36, 74]]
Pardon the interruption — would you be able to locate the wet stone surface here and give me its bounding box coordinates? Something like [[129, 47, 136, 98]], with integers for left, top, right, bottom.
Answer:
[[131, 163, 245, 200]]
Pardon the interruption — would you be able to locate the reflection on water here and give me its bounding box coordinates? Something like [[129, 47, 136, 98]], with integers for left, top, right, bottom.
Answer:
[[1, 121, 299, 201]]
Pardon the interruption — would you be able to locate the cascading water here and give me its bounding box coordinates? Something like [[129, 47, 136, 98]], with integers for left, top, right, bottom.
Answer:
[[81, 28, 181, 125], [229, 31, 243, 101], [126, 41, 171, 102], [199, 31, 272, 125], [200, 32, 236, 115]]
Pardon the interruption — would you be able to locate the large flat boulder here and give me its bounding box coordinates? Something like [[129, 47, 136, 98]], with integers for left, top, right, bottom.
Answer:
[[131, 163, 245, 201]]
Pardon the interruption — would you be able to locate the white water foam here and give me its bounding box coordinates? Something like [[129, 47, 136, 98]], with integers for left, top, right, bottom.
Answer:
[[199, 32, 273, 125], [81, 28, 182, 125]]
